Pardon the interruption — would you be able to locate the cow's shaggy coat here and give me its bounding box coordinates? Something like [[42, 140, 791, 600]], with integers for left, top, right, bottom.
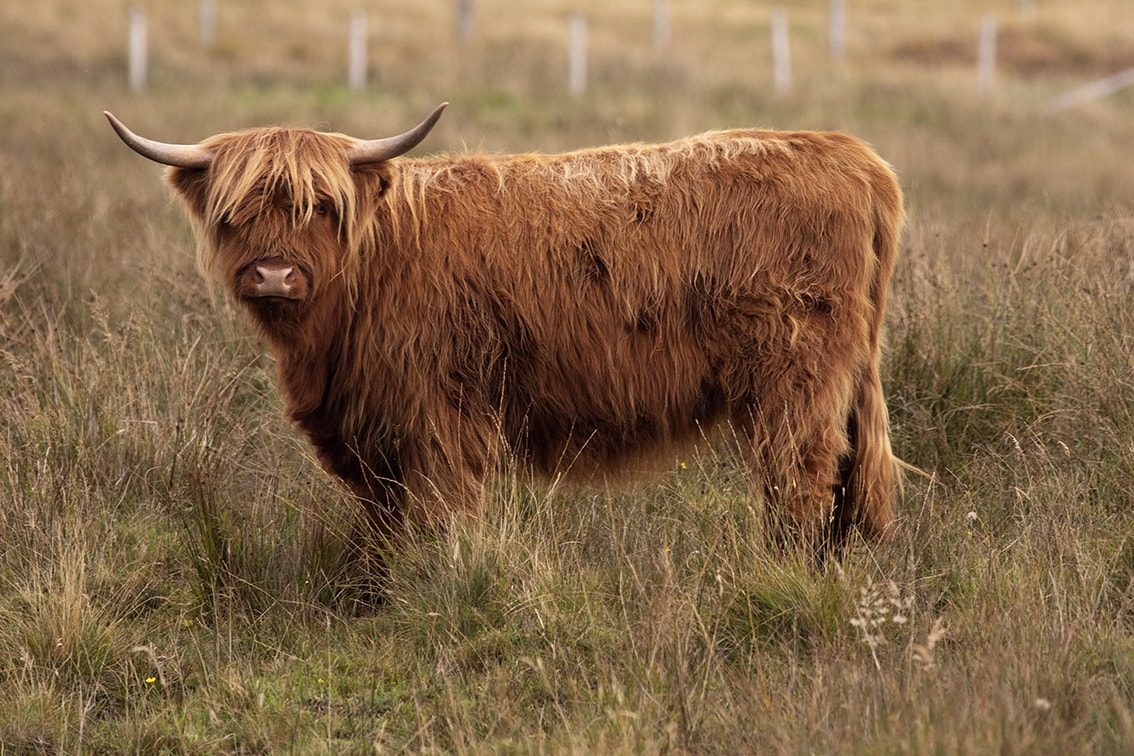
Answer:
[[114, 109, 903, 546]]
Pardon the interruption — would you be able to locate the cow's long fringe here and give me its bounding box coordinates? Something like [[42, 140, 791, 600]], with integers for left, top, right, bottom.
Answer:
[[169, 127, 370, 306]]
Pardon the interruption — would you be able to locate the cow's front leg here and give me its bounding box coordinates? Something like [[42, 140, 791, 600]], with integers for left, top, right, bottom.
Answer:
[[397, 407, 497, 532]]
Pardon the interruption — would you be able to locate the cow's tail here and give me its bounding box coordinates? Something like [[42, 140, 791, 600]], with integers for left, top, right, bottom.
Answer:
[[838, 161, 903, 542]]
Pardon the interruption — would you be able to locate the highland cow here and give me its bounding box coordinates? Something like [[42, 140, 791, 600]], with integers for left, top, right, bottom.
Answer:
[[106, 104, 903, 547]]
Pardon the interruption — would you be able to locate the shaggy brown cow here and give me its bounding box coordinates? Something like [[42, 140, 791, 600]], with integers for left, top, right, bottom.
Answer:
[[105, 104, 902, 547]]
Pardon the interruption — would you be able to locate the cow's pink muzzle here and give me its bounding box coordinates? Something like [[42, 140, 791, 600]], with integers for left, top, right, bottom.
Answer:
[[238, 261, 308, 301]]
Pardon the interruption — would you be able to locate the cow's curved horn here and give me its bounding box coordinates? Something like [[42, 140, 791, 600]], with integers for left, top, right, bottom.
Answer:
[[347, 103, 448, 166], [103, 111, 213, 169]]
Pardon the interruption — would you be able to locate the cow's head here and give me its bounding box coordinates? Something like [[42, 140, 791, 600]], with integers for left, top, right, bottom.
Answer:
[[105, 104, 446, 329]]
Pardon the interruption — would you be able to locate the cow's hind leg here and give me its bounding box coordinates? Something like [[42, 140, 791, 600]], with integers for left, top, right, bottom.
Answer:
[[727, 320, 860, 550], [734, 401, 848, 549]]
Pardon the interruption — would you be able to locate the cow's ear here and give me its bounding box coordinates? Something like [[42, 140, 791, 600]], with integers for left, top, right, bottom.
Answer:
[[352, 162, 392, 200], [165, 166, 210, 222]]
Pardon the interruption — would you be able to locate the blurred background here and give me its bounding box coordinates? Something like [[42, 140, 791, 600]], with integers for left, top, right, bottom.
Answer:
[[7, 0, 1134, 140]]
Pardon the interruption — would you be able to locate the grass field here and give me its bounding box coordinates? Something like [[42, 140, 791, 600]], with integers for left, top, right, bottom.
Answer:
[[4, 0, 1134, 752]]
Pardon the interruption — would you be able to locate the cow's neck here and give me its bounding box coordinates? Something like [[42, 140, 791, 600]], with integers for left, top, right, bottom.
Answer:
[[254, 295, 348, 428]]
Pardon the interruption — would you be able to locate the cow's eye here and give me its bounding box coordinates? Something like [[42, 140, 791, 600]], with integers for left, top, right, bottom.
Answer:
[[314, 202, 329, 216]]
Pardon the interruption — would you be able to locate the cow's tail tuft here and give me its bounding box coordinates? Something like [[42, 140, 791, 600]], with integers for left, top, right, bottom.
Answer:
[[839, 162, 903, 542], [843, 356, 897, 540]]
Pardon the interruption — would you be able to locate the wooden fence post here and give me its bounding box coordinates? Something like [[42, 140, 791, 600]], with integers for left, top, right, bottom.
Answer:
[[199, 0, 216, 48], [654, 0, 670, 52], [569, 14, 587, 96], [977, 15, 996, 94], [771, 10, 791, 93], [456, 0, 474, 42], [1048, 68, 1134, 111], [828, 0, 846, 62], [129, 7, 147, 92], [348, 12, 367, 90]]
